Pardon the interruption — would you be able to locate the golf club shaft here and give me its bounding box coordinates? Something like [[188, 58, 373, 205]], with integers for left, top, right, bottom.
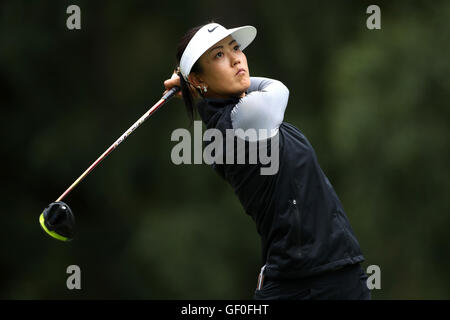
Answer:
[[55, 86, 180, 202]]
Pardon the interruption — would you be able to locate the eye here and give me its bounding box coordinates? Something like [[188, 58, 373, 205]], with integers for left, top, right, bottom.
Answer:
[[215, 44, 241, 59]]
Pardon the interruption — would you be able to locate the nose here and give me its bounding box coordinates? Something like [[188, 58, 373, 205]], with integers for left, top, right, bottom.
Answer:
[[231, 51, 241, 66]]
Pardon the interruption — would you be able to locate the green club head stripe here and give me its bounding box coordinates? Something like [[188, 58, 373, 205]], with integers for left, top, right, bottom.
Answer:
[[39, 213, 70, 242]]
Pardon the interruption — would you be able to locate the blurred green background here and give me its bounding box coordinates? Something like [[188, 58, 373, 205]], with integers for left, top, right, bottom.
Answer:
[[1, 0, 449, 299]]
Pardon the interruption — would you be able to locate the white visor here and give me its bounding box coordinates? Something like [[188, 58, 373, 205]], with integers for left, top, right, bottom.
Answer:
[[179, 23, 257, 81]]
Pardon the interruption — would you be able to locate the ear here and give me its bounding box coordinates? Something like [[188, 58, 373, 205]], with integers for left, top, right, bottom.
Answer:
[[188, 73, 205, 89]]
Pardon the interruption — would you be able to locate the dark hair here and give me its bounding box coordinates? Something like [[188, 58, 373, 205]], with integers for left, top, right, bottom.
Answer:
[[176, 21, 215, 122]]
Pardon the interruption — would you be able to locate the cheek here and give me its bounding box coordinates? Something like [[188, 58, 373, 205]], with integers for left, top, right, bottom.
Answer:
[[206, 60, 227, 78], [242, 54, 248, 66]]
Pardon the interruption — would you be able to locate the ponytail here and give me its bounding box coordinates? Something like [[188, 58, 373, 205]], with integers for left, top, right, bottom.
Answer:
[[176, 67, 198, 123]]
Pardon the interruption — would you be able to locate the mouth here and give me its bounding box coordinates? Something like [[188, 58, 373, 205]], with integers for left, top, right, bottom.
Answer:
[[235, 68, 246, 76]]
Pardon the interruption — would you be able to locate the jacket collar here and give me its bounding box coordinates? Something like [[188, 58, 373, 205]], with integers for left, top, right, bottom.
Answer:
[[197, 96, 241, 125]]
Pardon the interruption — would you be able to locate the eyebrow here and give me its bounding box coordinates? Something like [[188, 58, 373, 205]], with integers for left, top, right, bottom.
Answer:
[[208, 39, 237, 54]]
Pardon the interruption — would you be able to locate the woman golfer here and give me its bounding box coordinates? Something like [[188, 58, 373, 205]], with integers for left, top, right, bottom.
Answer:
[[163, 22, 371, 300]]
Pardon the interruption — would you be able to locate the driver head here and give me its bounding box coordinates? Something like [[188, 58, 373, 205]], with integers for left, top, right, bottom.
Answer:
[[39, 201, 75, 241]]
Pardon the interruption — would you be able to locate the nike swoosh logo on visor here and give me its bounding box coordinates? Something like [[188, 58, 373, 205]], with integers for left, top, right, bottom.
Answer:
[[208, 26, 218, 32]]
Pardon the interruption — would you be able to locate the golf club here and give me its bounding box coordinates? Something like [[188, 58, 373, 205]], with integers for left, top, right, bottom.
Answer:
[[39, 86, 181, 241]]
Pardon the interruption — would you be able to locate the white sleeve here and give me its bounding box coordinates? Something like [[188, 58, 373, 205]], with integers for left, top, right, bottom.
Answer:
[[230, 77, 289, 141]]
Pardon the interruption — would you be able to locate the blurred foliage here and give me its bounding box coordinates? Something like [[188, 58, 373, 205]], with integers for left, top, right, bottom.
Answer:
[[0, 0, 449, 299]]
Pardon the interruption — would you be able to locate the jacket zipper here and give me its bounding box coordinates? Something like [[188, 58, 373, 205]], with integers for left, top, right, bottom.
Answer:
[[291, 199, 302, 256]]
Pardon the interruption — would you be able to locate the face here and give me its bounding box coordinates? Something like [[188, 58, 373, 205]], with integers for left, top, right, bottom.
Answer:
[[189, 35, 250, 99]]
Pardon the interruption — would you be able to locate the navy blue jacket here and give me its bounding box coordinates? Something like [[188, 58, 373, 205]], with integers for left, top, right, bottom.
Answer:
[[197, 96, 365, 280]]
